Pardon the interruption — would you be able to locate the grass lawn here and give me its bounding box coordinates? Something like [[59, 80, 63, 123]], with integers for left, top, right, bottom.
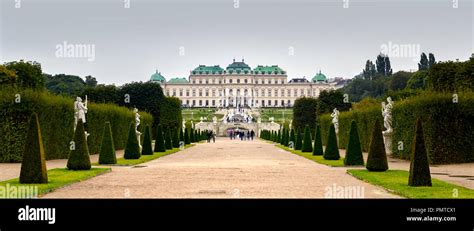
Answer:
[[276, 144, 345, 167], [182, 109, 222, 121], [259, 108, 293, 123], [95, 144, 195, 166], [348, 169, 474, 198], [0, 168, 110, 198]]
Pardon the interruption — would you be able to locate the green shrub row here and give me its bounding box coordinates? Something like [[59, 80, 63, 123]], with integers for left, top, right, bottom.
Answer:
[[319, 92, 474, 164], [0, 88, 152, 162]]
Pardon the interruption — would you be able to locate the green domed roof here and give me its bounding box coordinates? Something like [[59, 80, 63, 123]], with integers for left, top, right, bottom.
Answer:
[[168, 77, 189, 84], [150, 70, 166, 83], [253, 65, 286, 75], [192, 65, 224, 74], [226, 59, 251, 73], [312, 70, 327, 82]]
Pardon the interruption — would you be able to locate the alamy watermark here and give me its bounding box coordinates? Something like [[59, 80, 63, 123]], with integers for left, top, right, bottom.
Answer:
[[0, 183, 38, 198], [55, 41, 96, 62], [380, 41, 420, 62], [325, 183, 365, 198]]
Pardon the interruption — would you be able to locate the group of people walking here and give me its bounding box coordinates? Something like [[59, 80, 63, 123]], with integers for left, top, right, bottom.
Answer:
[[228, 129, 255, 141]]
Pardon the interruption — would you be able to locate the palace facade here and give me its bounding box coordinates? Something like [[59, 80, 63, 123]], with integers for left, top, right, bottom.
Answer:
[[150, 59, 336, 108]]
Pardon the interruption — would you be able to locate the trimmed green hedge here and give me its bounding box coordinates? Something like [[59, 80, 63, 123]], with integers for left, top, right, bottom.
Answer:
[[0, 89, 152, 162], [319, 92, 474, 164]]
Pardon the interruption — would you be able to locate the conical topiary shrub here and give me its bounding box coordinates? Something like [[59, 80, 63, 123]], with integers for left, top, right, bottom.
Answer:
[[179, 128, 185, 143], [344, 121, 364, 166], [141, 125, 153, 155], [172, 128, 180, 148], [283, 128, 289, 146], [366, 119, 388, 171], [19, 113, 48, 183], [67, 119, 92, 170], [194, 130, 199, 142], [408, 119, 432, 186], [190, 128, 195, 143], [323, 124, 340, 160], [313, 125, 323, 156], [280, 128, 286, 145], [184, 128, 190, 144], [154, 124, 166, 152], [98, 122, 117, 164], [295, 129, 303, 150], [302, 125, 313, 152], [124, 122, 141, 159], [289, 129, 295, 147], [165, 127, 173, 149]]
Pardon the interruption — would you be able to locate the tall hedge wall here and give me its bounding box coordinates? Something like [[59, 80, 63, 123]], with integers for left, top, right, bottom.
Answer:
[[0, 89, 152, 162], [319, 92, 474, 164]]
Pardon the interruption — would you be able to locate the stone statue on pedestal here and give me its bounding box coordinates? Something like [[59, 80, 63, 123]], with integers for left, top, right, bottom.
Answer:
[[331, 108, 339, 134], [134, 108, 142, 150], [382, 97, 393, 135], [74, 96, 90, 139]]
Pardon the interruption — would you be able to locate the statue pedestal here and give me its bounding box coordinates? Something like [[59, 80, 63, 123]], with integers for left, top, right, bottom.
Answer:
[[383, 132, 392, 155]]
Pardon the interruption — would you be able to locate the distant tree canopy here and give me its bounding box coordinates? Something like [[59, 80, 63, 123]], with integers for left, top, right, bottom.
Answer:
[[159, 97, 183, 129], [85, 75, 98, 88], [389, 71, 413, 91], [317, 89, 351, 114], [4, 60, 44, 89], [45, 74, 85, 96], [426, 58, 473, 92], [82, 84, 119, 104], [0, 65, 18, 86], [293, 97, 318, 132]]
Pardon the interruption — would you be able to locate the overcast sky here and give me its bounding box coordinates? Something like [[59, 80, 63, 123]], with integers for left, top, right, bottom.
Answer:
[[1, 0, 472, 85]]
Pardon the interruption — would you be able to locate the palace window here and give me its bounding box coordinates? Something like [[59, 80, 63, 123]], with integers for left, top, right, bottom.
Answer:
[[237, 79, 240, 83], [192, 100, 195, 106], [281, 100, 285, 106], [212, 100, 215, 106], [294, 89, 297, 97], [172, 90, 176, 96], [267, 89, 272, 97], [179, 89, 183, 96], [268, 100, 271, 106], [212, 89, 216, 97], [192, 90, 196, 96], [199, 90, 202, 97], [244, 79, 248, 84], [261, 89, 265, 97], [186, 90, 190, 96], [287, 89, 291, 97], [274, 89, 277, 97], [229, 79, 233, 84], [193, 80, 196, 84], [205, 89, 209, 96], [205, 100, 209, 106], [274, 100, 278, 106], [186, 100, 189, 105], [206, 79, 209, 84], [300, 89, 304, 96], [199, 100, 202, 106]]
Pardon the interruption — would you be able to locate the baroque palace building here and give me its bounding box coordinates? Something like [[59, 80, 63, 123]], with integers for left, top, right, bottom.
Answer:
[[150, 59, 336, 108]]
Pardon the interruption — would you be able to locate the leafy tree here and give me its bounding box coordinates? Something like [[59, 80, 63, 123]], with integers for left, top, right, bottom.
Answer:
[[317, 89, 351, 115], [124, 122, 141, 159], [428, 53, 436, 68], [85, 75, 98, 88], [406, 70, 428, 90], [389, 71, 412, 91], [82, 84, 119, 104], [301, 126, 313, 152], [366, 119, 388, 171], [160, 97, 183, 129], [344, 121, 364, 166], [154, 124, 166, 152], [418, 53, 429, 70], [408, 119, 432, 186], [312, 125, 323, 156], [98, 122, 117, 164], [376, 54, 386, 76], [19, 113, 48, 183], [0, 65, 18, 86], [141, 125, 154, 155], [323, 124, 340, 160], [292, 97, 318, 132], [45, 74, 85, 96], [363, 60, 377, 80], [67, 119, 92, 170], [118, 81, 166, 129], [384, 56, 393, 76], [5, 60, 44, 89]]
